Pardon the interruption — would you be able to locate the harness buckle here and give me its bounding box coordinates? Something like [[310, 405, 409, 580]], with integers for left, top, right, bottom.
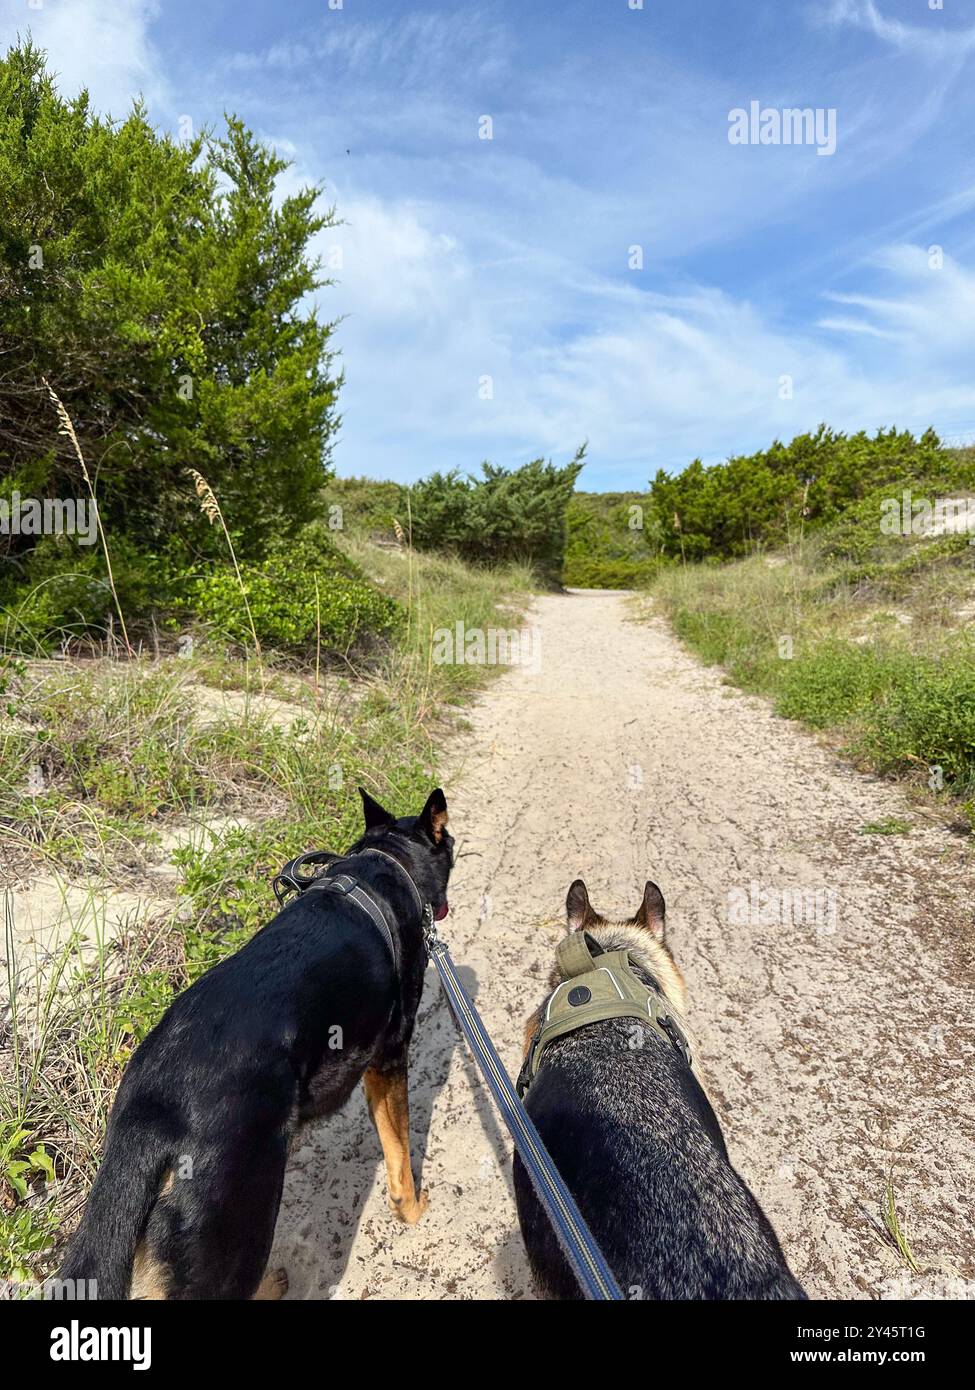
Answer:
[[658, 1012, 692, 1068]]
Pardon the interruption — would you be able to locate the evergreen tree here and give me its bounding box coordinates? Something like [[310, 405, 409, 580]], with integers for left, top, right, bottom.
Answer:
[[0, 40, 340, 624]]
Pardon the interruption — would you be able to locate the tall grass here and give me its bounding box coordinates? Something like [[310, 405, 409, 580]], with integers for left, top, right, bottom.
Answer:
[[0, 537, 532, 1280], [187, 469, 263, 667], [650, 531, 975, 808], [42, 382, 132, 657], [340, 533, 533, 704]]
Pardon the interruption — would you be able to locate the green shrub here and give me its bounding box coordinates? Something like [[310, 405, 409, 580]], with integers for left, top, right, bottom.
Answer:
[[562, 555, 663, 588], [320, 477, 407, 540], [562, 491, 664, 588], [408, 451, 585, 582], [191, 528, 401, 653], [648, 425, 966, 561], [0, 40, 340, 637], [852, 646, 975, 791]]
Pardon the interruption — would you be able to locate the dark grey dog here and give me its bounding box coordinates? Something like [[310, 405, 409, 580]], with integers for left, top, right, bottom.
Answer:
[[514, 879, 807, 1301]]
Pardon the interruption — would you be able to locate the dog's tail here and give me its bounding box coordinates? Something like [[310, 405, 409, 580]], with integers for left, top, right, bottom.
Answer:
[[58, 1114, 172, 1301]]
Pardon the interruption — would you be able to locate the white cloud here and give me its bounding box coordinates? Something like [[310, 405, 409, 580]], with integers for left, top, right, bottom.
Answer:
[[321, 198, 975, 483], [815, 317, 899, 340], [1, 0, 169, 118], [822, 246, 975, 354], [7, 2, 975, 484], [224, 9, 510, 86], [818, 0, 975, 63]]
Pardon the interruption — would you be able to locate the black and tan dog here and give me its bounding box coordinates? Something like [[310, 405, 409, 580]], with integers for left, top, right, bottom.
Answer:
[[514, 879, 806, 1300], [60, 788, 452, 1300]]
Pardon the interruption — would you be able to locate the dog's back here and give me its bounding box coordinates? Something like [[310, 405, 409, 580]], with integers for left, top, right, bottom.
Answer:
[[515, 1018, 805, 1299], [515, 880, 806, 1301]]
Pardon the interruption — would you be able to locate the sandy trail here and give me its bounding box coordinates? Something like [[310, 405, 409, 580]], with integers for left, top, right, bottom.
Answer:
[[275, 591, 975, 1300]]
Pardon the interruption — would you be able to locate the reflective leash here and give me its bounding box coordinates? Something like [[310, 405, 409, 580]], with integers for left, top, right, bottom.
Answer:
[[423, 911, 625, 1302]]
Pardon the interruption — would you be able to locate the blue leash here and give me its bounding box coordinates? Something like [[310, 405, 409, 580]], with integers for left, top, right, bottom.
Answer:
[[424, 914, 625, 1301]]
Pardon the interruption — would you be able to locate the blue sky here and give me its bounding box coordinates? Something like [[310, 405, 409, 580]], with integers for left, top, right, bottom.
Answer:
[[5, 0, 975, 488]]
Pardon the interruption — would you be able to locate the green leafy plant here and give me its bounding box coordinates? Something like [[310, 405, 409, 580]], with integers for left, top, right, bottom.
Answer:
[[0, 40, 340, 644], [2, 1125, 55, 1201], [192, 528, 401, 653]]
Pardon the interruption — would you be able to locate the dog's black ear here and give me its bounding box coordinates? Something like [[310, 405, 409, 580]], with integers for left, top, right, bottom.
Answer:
[[634, 880, 666, 939], [359, 787, 395, 831], [418, 788, 448, 844], [566, 879, 593, 932]]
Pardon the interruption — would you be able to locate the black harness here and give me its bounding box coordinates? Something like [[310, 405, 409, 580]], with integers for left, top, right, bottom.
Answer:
[[272, 846, 431, 960]]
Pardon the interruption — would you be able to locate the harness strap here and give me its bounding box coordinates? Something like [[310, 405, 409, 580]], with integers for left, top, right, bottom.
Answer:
[[424, 918, 624, 1302], [272, 846, 427, 961], [556, 930, 598, 978], [519, 933, 693, 1094], [303, 873, 395, 958], [358, 846, 425, 915]]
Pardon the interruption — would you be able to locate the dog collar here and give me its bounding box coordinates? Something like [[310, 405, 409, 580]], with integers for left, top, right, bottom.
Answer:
[[356, 846, 449, 921], [517, 931, 692, 1096]]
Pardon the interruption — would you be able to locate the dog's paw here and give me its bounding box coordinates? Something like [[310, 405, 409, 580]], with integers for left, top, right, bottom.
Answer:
[[391, 1188, 429, 1225], [254, 1266, 289, 1300]]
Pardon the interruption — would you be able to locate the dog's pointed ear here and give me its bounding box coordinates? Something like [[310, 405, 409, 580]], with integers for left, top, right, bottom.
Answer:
[[566, 879, 594, 932], [418, 788, 448, 844], [634, 880, 666, 939], [359, 787, 395, 831]]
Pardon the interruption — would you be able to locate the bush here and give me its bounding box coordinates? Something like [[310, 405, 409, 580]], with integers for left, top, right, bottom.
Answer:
[[408, 450, 585, 582], [320, 478, 407, 540], [0, 40, 340, 635], [648, 425, 961, 561], [562, 554, 664, 588], [191, 528, 401, 653], [563, 491, 663, 587], [853, 647, 975, 791]]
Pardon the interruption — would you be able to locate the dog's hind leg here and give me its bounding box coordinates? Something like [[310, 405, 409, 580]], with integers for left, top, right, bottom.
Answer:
[[363, 1065, 428, 1224], [130, 1237, 172, 1300], [143, 1129, 289, 1299]]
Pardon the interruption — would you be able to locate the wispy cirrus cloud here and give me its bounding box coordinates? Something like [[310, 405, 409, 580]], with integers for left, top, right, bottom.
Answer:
[[223, 8, 510, 86], [816, 0, 975, 63]]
